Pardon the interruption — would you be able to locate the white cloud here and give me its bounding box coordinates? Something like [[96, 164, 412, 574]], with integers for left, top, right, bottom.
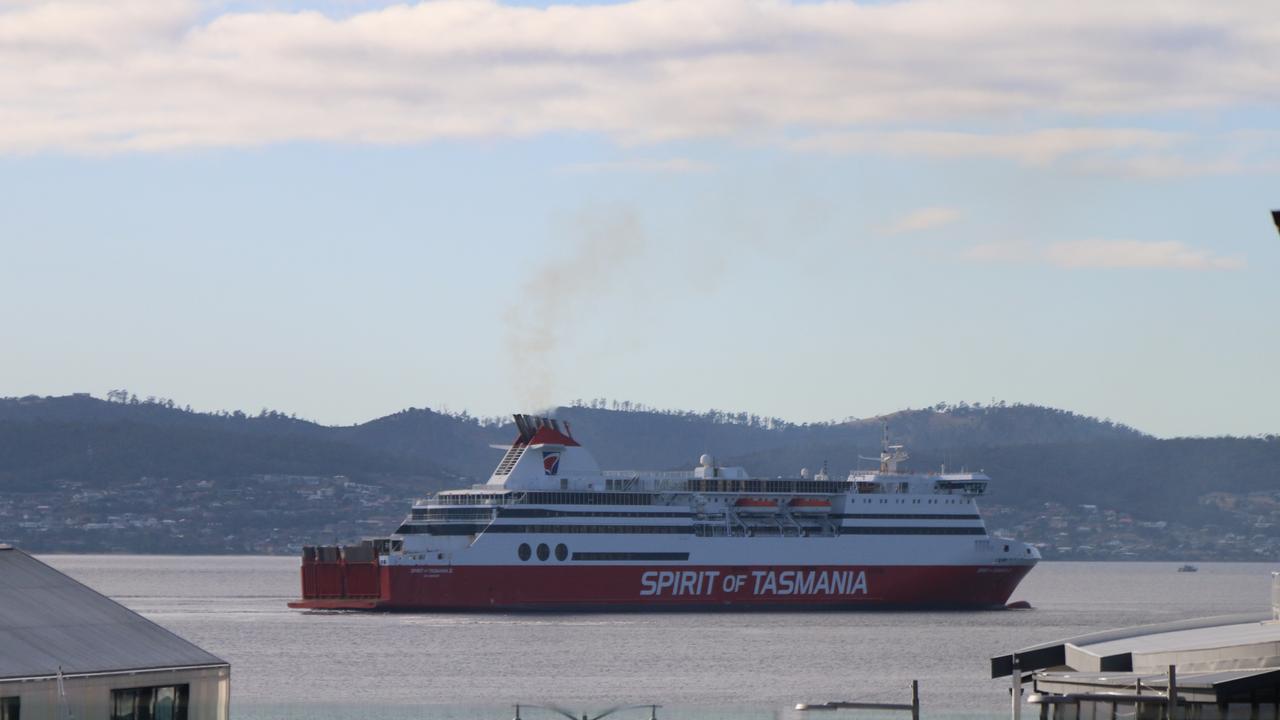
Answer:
[[882, 206, 961, 234], [961, 240, 1035, 263], [791, 128, 1280, 176], [962, 238, 1244, 270], [1069, 154, 1280, 178], [1043, 239, 1245, 270], [557, 157, 712, 174], [1, 0, 1279, 153], [793, 128, 1183, 165], [788, 127, 1198, 172]]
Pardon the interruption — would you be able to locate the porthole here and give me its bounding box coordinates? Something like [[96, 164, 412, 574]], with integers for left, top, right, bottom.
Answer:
[[537, 543, 550, 561], [518, 543, 531, 561], [555, 543, 568, 561]]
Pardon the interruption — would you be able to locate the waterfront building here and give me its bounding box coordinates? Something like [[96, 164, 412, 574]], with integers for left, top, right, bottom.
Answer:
[[993, 573, 1280, 720], [0, 545, 230, 720]]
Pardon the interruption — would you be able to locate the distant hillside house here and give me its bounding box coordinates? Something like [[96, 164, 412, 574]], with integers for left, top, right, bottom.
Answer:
[[0, 546, 229, 720]]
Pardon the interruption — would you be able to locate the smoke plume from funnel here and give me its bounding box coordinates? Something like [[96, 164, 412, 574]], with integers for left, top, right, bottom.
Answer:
[[504, 207, 647, 411]]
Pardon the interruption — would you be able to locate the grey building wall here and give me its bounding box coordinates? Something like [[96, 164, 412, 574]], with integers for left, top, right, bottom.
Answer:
[[0, 665, 229, 720]]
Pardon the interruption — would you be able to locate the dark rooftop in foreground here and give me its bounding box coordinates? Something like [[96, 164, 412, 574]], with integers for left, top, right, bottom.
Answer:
[[0, 545, 226, 680]]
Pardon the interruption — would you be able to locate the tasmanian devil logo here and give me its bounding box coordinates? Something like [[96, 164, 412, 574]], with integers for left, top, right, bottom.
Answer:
[[542, 451, 561, 475]]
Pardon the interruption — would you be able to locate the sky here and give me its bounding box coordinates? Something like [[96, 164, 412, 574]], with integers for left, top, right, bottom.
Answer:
[[1, 0, 1278, 438]]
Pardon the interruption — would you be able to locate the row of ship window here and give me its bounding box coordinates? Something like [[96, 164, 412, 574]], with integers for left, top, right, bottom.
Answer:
[[515, 545, 692, 562], [522, 492, 653, 505], [396, 523, 692, 535], [394, 509, 972, 532], [417, 503, 975, 519], [410, 508, 695, 520], [690, 526, 987, 537], [435, 487, 978, 507], [855, 498, 972, 504], [685, 480, 854, 493], [396, 523, 985, 536]]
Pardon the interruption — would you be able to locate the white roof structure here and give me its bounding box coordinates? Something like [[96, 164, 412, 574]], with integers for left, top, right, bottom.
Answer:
[[0, 545, 227, 681], [1032, 667, 1280, 705], [992, 612, 1280, 678]]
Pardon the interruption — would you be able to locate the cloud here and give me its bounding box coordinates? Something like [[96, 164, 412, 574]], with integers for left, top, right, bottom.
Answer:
[[793, 128, 1182, 165], [794, 128, 1183, 166], [961, 240, 1035, 263], [1043, 239, 1245, 270], [792, 128, 1280, 177], [557, 157, 712, 174], [882, 206, 962, 234], [962, 238, 1244, 270], [2, 0, 1280, 153], [1069, 154, 1280, 178]]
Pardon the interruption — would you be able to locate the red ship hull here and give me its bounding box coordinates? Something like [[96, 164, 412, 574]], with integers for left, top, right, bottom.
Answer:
[[288, 562, 1034, 611]]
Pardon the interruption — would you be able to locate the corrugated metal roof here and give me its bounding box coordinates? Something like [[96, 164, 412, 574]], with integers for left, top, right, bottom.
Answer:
[[1082, 619, 1280, 656], [991, 613, 1275, 678], [1033, 667, 1280, 703], [0, 547, 226, 680], [1038, 668, 1280, 689]]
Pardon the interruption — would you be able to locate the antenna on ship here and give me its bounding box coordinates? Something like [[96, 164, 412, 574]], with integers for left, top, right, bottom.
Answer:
[[880, 422, 889, 472], [875, 422, 908, 474]]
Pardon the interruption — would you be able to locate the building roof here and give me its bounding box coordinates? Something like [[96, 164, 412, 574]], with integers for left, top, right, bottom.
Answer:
[[992, 612, 1278, 678], [0, 546, 227, 681], [1033, 668, 1280, 704]]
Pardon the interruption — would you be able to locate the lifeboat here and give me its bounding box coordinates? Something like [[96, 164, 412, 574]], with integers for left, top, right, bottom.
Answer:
[[734, 497, 779, 513], [788, 497, 832, 513]]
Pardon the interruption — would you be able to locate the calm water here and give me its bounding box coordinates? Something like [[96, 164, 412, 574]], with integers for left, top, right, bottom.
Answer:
[[39, 556, 1275, 720]]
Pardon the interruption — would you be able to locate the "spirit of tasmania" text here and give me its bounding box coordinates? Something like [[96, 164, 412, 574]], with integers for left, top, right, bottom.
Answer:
[[639, 569, 869, 597]]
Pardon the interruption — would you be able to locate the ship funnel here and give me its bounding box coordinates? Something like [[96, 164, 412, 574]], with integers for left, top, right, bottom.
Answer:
[[509, 413, 579, 447], [513, 414, 532, 442]]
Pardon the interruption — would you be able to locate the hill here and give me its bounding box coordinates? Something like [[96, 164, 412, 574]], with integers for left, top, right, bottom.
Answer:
[[0, 393, 1275, 559]]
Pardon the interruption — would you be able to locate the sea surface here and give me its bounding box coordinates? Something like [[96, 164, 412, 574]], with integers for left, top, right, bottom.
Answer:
[[39, 556, 1275, 720]]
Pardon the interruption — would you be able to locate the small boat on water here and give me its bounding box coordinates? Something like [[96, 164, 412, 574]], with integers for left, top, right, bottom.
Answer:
[[1177, 564, 1199, 573]]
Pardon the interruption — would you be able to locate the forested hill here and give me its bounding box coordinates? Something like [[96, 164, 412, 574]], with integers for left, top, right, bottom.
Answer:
[[540, 402, 1145, 474], [1, 393, 1276, 558], [0, 395, 1147, 486]]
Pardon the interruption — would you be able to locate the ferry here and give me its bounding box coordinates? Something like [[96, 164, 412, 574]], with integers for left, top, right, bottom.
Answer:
[[289, 414, 1039, 611]]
